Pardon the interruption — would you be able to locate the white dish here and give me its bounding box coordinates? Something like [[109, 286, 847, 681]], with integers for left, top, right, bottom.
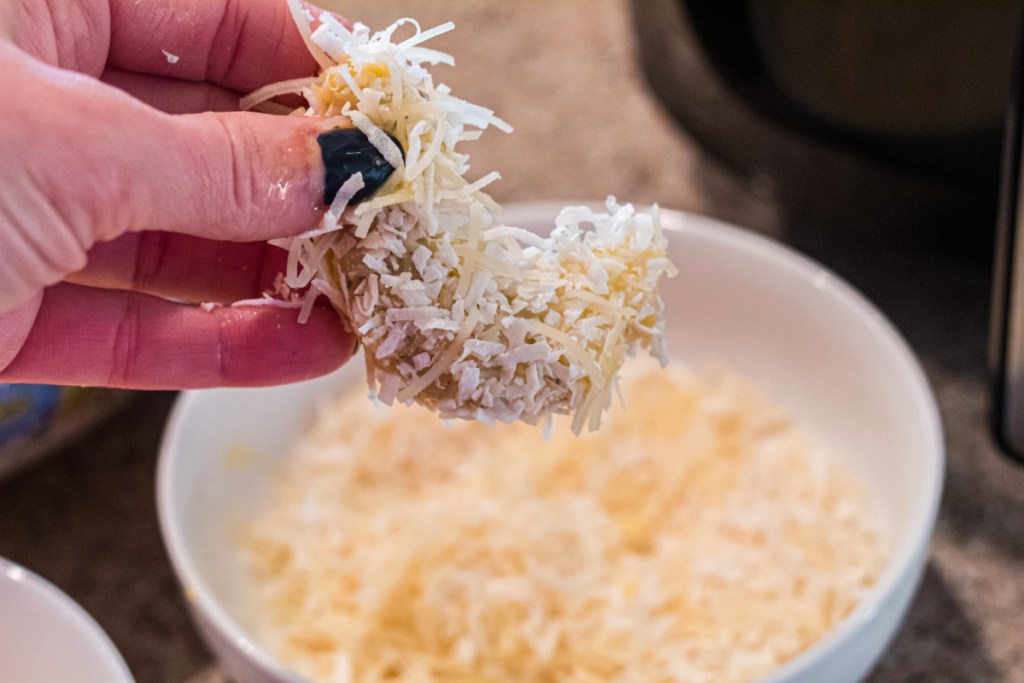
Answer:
[[0, 557, 135, 683], [158, 202, 944, 683]]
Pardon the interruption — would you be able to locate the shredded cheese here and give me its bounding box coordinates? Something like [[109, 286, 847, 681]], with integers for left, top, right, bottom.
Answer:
[[250, 2, 676, 431], [246, 359, 886, 683]]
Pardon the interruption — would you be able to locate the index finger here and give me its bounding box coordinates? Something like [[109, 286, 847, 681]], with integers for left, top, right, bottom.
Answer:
[[107, 0, 342, 93]]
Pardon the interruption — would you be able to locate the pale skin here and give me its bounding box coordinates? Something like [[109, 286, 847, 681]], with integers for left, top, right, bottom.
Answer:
[[0, 0, 357, 388]]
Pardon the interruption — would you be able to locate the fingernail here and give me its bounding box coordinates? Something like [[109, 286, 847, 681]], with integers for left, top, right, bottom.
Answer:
[[317, 128, 401, 206]]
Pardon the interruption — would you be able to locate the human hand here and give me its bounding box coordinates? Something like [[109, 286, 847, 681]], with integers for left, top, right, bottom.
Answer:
[[0, 0, 356, 389]]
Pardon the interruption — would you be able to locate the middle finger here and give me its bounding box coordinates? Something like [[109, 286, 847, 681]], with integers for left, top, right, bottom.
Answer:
[[67, 232, 288, 303]]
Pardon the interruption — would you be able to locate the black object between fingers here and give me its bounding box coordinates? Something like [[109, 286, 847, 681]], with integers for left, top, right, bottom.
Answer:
[[317, 128, 402, 206]]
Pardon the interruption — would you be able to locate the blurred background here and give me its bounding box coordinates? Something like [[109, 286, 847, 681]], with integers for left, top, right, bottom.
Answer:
[[340, 0, 1019, 263], [3, 1, 1024, 681]]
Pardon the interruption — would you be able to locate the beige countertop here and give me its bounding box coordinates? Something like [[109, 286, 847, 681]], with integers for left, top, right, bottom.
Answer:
[[2, 1, 1023, 681]]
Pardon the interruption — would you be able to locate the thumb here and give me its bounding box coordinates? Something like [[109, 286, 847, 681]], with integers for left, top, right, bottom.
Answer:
[[135, 109, 327, 240], [5, 52, 333, 243], [35, 79, 331, 243], [1, 47, 386, 311]]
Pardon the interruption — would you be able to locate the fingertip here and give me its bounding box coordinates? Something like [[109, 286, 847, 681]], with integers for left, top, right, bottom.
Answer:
[[217, 303, 355, 386], [161, 111, 327, 241]]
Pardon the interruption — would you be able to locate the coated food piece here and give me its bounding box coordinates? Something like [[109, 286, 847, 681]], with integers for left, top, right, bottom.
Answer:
[[246, 4, 675, 430]]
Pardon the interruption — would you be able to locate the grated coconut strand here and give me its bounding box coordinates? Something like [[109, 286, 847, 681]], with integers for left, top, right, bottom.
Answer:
[[248, 2, 677, 431]]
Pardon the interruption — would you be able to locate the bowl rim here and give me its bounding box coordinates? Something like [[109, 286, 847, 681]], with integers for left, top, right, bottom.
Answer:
[[0, 557, 136, 683], [157, 202, 945, 683]]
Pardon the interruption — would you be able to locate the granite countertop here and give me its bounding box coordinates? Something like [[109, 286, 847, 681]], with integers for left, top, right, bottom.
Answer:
[[1, 1, 1022, 681]]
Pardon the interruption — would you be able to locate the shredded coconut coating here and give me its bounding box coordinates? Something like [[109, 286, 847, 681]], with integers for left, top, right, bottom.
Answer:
[[254, 8, 676, 430], [246, 360, 886, 683]]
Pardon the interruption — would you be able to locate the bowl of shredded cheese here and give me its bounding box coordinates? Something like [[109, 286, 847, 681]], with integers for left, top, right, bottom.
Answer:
[[158, 201, 943, 683]]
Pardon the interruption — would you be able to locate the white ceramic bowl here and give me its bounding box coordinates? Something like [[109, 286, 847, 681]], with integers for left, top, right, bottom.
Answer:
[[158, 203, 944, 683], [0, 557, 135, 683]]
